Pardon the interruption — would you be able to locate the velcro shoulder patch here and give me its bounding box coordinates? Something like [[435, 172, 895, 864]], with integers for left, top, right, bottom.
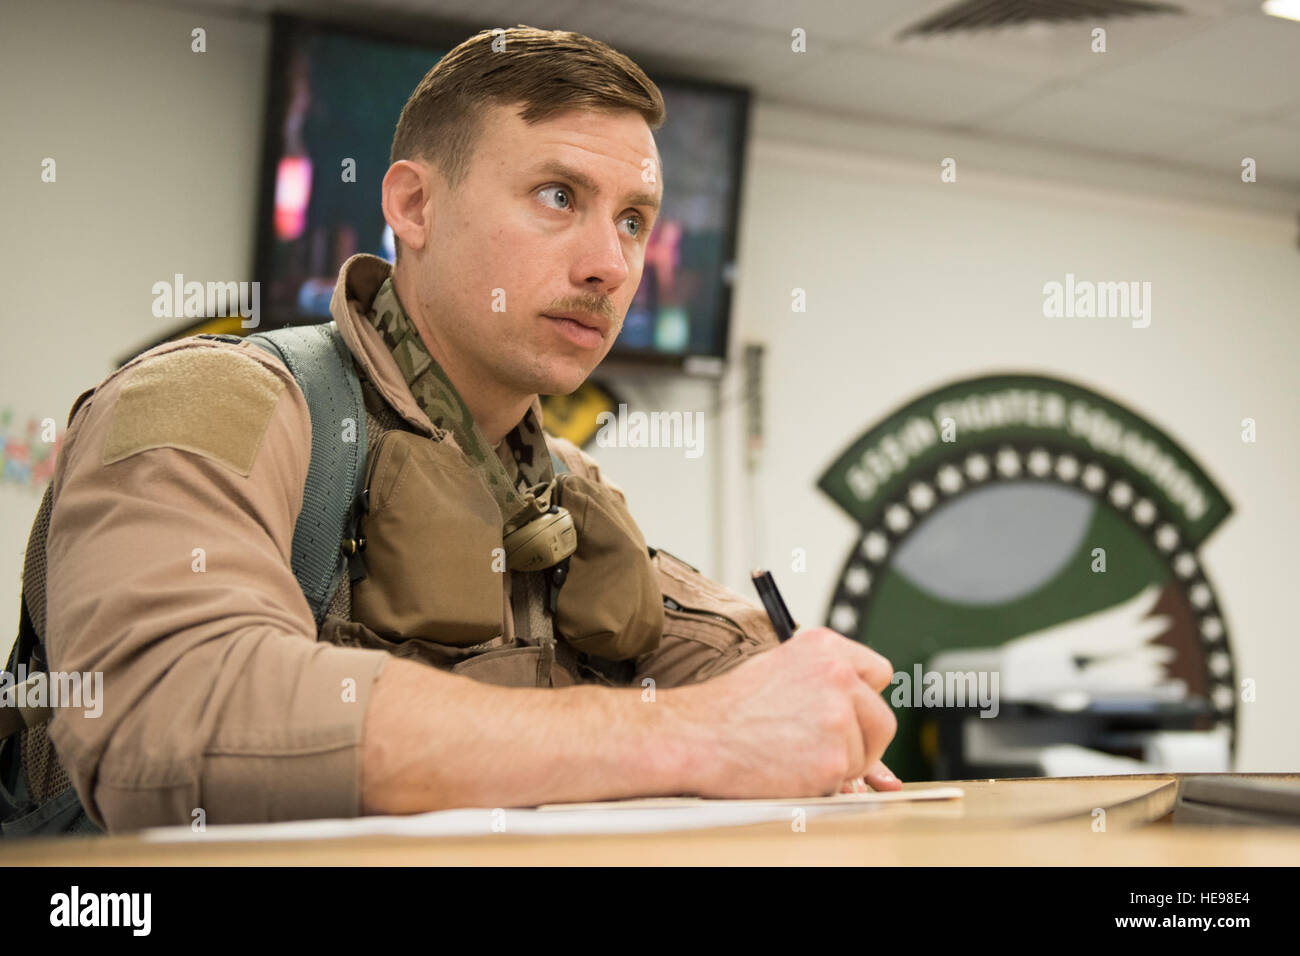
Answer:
[[102, 345, 287, 476]]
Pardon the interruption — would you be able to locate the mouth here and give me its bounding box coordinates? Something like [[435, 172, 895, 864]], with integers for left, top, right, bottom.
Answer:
[[542, 311, 607, 350]]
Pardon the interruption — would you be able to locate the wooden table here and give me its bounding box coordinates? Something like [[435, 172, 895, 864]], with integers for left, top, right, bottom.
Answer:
[[2, 773, 1297, 865]]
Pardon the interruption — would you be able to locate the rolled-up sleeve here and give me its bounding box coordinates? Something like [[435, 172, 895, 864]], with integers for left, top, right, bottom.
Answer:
[[43, 338, 391, 832]]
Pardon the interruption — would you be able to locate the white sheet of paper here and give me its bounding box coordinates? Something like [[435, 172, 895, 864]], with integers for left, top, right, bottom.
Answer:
[[138, 787, 963, 843]]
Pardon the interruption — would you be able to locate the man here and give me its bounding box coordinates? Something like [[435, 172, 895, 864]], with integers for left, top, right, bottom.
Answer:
[[30, 26, 898, 833]]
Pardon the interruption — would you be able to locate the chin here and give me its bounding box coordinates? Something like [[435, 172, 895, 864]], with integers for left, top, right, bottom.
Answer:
[[540, 375, 588, 397], [537, 362, 593, 397]]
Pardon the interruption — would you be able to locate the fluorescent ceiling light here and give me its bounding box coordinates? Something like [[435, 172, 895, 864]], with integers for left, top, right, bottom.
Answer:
[[1262, 0, 1300, 22]]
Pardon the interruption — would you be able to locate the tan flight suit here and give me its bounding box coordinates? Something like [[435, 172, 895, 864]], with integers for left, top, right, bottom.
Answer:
[[37, 254, 779, 833]]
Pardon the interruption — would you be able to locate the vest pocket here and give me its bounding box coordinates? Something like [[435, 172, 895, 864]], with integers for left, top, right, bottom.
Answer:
[[653, 548, 770, 648], [661, 603, 747, 652], [550, 474, 663, 661], [351, 430, 504, 647], [451, 646, 550, 688]]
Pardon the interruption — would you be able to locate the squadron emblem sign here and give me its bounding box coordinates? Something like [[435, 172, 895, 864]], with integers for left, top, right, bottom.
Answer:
[[817, 374, 1235, 780]]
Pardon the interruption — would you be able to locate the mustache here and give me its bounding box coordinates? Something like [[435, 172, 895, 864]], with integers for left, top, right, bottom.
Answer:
[[542, 295, 619, 323]]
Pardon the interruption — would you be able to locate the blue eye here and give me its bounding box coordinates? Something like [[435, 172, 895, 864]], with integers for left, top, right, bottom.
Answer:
[[621, 214, 645, 238], [538, 185, 571, 210]]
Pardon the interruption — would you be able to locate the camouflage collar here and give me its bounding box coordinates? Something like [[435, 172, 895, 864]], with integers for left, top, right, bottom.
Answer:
[[364, 276, 555, 531]]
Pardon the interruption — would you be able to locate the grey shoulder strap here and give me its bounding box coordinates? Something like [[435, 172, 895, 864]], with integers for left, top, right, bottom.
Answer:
[[232, 323, 368, 625]]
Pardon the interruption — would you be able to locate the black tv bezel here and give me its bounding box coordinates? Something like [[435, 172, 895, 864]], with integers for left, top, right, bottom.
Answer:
[[251, 11, 750, 369]]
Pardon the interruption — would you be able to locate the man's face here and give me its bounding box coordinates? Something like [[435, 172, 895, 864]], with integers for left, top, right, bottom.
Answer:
[[404, 104, 661, 399]]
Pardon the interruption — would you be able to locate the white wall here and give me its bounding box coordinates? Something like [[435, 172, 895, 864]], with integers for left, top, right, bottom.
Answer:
[[2, 0, 1296, 771], [0, 0, 268, 648], [722, 105, 1300, 772]]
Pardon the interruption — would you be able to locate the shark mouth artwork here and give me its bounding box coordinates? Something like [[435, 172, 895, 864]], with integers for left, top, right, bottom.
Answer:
[[818, 374, 1235, 782]]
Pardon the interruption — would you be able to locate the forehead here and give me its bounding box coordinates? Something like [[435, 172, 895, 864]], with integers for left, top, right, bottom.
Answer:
[[477, 103, 660, 176]]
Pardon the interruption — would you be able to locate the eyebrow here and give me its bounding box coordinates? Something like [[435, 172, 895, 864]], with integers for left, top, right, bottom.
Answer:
[[534, 159, 661, 213]]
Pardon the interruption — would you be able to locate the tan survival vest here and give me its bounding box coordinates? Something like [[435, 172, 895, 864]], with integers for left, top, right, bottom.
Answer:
[[317, 368, 666, 689]]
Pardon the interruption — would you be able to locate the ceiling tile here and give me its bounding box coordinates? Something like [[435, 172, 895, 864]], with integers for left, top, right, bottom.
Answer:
[[555, 1, 808, 87], [628, 0, 931, 42], [1277, 100, 1300, 129], [1169, 121, 1300, 184], [770, 47, 1048, 127], [372, 0, 594, 31], [978, 83, 1242, 155], [1083, 13, 1300, 114]]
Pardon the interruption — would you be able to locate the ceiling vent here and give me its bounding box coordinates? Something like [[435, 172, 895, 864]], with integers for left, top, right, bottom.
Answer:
[[900, 0, 1186, 37]]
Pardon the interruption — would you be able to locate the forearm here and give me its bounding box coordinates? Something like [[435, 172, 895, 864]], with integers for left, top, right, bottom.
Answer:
[[360, 657, 708, 814]]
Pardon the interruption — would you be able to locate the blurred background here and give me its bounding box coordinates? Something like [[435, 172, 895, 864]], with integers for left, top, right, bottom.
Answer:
[[1, 0, 1297, 780]]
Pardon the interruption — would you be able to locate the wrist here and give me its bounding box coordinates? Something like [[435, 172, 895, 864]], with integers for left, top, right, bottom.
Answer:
[[645, 683, 717, 796]]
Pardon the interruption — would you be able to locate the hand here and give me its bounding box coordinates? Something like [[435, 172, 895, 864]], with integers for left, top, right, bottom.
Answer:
[[669, 627, 899, 798]]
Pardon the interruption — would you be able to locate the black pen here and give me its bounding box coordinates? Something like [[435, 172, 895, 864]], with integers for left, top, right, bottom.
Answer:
[[750, 569, 798, 641]]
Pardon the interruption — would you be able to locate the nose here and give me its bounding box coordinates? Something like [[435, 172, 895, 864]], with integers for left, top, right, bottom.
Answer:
[[570, 217, 631, 295]]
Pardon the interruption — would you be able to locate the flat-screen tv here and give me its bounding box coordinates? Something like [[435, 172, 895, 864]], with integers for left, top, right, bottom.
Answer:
[[253, 14, 749, 366]]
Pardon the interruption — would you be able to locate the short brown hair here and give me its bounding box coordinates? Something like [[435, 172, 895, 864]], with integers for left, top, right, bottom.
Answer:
[[390, 25, 665, 190]]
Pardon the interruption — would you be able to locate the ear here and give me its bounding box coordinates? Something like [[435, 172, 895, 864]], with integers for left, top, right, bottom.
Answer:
[[382, 160, 436, 255]]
